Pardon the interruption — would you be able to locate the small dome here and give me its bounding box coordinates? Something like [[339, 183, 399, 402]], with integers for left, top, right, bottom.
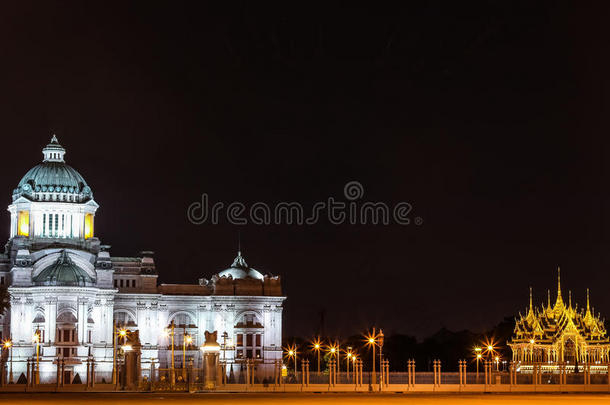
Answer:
[[217, 251, 264, 280], [32, 250, 96, 286], [13, 136, 92, 202]]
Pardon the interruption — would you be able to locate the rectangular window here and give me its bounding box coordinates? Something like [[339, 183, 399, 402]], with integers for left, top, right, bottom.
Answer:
[[255, 349, 261, 359], [120, 279, 123, 287], [236, 349, 243, 358], [84, 213, 94, 239], [114, 279, 118, 287], [61, 214, 65, 237], [88, 330, 92, 343], [17, 211, 29, 237], [246, 334, 253, 346], [255, 334, 261, 346], [0, 276, 4, 285], [246, 349, 253, 358], [48, 214, 52, 237], [54, 214, 58, 236], [236, 334, 243, 346], [43, 213, 46, 236]]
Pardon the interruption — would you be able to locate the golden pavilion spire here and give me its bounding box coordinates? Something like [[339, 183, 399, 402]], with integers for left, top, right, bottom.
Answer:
[[553, 267, 564, 314]]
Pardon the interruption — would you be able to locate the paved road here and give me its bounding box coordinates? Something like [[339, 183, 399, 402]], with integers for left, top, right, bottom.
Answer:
[[1, 393, 609, 404]]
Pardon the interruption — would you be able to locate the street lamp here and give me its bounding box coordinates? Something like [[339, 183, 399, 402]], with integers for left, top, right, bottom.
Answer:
[[311, 337, 322, 373], [364, 328, 381, 385], [346, 347, 353, 379], [33, 329, 41, 384], [474, 347, 482, 382], [2, 339, 12, 384], [113, 326, 128, 386], [284, 344, 298, 376]]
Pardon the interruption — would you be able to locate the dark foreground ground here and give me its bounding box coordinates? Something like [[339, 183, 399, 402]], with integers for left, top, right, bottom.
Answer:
[[0, 393, 609, 404]]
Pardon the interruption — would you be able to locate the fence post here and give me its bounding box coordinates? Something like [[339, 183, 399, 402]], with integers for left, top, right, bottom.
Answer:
[[408, 359, 415, 388]]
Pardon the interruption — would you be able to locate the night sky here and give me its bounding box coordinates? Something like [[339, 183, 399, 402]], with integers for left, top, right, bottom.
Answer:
[[1, 2, 609, 339]]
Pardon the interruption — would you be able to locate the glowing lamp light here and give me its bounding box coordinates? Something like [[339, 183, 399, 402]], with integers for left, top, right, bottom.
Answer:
[[330, 347, 336, 354], [530, 339, 535, 344], [3, 340, 12, 348], [118, 329, 127, 337], [288, 350, 294, 356], [488, 345, 493, 351], [369, 338, 375, 344], [477, 354, 482, 359], [314, 343, 320, 349], [185, 335, 193, 344]]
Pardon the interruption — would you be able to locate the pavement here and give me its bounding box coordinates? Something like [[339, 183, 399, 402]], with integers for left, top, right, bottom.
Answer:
[[0, 393, 609, 404]]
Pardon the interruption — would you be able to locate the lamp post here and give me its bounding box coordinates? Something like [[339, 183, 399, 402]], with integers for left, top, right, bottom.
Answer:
[[365, 328, 379, 385], [33, 329, 41, 384], [221, 332, 229, 364], [378, 329, 384, 388], [3, 339, 13, 384], [474, 347, 482, 382], [113, 327, 128, 386], [346, 347, 353, 379], [165, 321, 176, 386], [336, 341, 340, 374], [311, 338, 322, 373]]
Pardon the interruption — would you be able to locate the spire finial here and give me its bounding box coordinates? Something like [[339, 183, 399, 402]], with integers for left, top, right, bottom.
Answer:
[[568, 290, 572, 308], [529, 287, 533, 312], [547, 289, 551, 308], [557, 266, 561, 296], [51, 134, 58, 143], [587, 288, 590, 311], [238, 230, 241, 255]]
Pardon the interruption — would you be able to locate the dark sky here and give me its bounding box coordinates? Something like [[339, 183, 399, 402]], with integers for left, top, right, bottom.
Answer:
[[1, 2, 609, 339]]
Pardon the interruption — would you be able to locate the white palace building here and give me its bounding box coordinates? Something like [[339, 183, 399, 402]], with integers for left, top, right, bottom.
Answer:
[[0, 136, 285, 383]]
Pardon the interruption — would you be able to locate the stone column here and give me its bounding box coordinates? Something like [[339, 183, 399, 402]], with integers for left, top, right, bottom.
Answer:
[[77, 298, 88, 344]]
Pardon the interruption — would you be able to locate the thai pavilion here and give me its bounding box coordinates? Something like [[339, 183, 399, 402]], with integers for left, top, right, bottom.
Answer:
[[508, 269, 609, 372]]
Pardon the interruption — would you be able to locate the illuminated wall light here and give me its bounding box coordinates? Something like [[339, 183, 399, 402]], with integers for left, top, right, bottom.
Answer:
[[17, 210, 29, 237]]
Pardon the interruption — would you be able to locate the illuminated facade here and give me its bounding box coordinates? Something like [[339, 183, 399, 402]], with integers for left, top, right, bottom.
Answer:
[[0, 137, 285, 383], [508, 269, 609, 371]]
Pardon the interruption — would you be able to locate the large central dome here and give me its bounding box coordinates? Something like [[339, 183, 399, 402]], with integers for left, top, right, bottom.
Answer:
[[12, 136, 92, 203]]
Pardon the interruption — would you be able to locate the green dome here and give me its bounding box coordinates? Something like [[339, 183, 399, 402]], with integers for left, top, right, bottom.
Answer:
[[12, 136, 92, 202], [32, 250, 96, 286]]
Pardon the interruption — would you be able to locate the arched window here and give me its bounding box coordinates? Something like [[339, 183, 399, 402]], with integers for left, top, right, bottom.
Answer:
[[113, 311, 137, 327]]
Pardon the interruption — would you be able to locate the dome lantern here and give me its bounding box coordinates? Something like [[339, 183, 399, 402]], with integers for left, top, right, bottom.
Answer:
[[42, 135, 66, 163]]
